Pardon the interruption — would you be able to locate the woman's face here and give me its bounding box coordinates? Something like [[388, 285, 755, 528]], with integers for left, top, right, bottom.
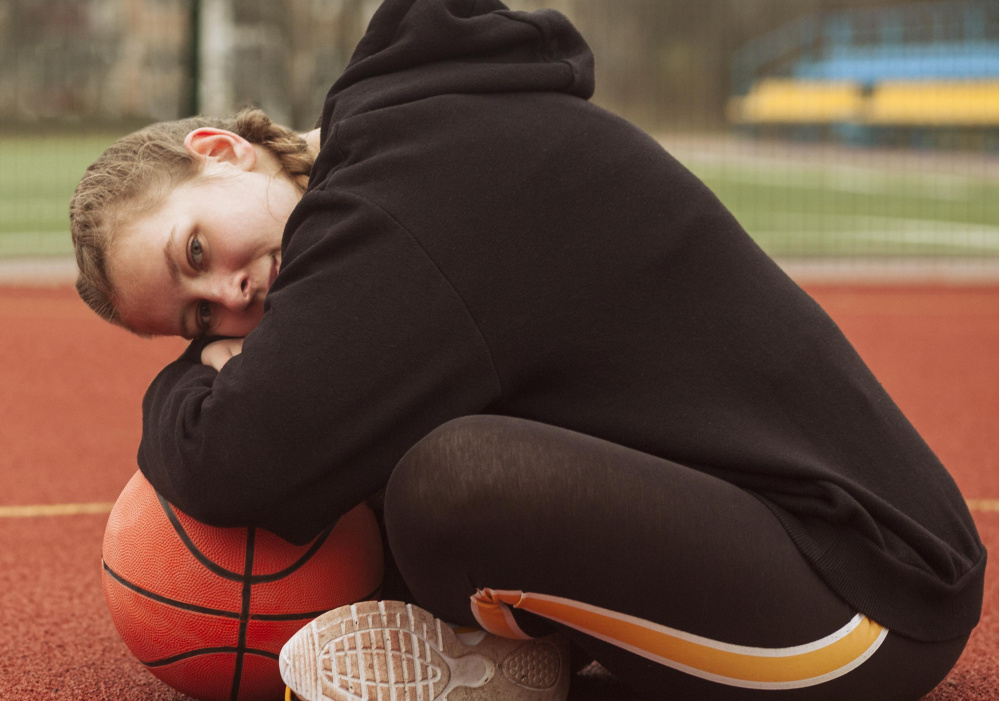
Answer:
[[111, 165, 301, 338]]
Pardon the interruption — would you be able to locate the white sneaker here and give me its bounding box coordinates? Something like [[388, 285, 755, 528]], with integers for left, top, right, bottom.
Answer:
[[280, 600, 571, 701]]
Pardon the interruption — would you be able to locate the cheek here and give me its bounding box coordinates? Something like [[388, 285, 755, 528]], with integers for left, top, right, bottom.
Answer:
[[217, 303, 266, 337], [111, 274, 179, 336], [218, 221, 266, 260]]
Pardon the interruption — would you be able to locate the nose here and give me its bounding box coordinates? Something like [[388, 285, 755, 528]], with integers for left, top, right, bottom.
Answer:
[[209, 270, 252, 311]]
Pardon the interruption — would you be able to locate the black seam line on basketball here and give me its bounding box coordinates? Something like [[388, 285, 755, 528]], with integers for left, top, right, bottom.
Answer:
[[230, 527, 255, 701], [153, 491, 338, 584], [143, 647, 279, 668], [102, 560, 241, 619], [155, 491, 245, 581], [102, 558, 376, 623], [246, 522, 337, 584], [362, 580, 383, 603]]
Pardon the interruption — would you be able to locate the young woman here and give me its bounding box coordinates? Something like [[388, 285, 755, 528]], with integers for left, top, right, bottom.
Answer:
[[71, 1, 985, 699]]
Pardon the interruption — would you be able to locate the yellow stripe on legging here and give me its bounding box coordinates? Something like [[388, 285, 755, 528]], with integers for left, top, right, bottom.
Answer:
[[471, 588, 888, 690]]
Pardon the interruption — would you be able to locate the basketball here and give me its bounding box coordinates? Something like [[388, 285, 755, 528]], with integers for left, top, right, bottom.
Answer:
[[102, 471, 384, 701]]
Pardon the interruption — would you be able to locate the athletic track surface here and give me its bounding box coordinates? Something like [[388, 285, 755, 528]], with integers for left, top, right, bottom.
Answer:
[[0, 283, 996, 700]]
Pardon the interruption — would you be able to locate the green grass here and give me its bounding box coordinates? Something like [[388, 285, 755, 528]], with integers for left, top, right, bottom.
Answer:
[[0, 132, 997, 259], [0, 133, 125, 256], [684, 157, 998, 258]]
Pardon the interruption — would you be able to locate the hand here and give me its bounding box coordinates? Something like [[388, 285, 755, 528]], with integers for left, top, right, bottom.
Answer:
[[201, 338, 244, 371]]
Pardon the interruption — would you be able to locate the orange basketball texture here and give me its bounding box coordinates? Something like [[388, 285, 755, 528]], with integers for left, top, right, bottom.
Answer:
[[102, 471, 383, 701]]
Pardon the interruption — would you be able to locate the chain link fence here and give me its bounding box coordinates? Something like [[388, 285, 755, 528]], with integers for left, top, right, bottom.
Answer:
[[0, 0, 996, 277]]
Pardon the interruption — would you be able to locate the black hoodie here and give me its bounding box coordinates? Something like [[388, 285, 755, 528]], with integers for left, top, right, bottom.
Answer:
[[138, 0, 984, 642]]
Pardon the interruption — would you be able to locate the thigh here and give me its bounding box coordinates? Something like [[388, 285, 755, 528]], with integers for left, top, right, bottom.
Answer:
[[385, 415, 852, 642], [383, 415, 961, 699]]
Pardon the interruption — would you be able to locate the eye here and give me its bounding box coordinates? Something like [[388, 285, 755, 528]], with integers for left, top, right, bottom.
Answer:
[[189, 236, 205, 268], [196, 301, 212, 332]]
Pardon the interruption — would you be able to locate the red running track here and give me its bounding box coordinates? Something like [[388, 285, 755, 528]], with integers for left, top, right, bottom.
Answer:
[[0, 284, 995, 700]]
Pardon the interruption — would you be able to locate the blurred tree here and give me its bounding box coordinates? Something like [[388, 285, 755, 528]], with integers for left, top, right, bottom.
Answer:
[[0, 0, 988, 131]]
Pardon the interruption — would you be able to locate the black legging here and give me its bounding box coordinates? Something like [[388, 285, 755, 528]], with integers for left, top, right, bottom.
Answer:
[[381, 415, 967, 700]]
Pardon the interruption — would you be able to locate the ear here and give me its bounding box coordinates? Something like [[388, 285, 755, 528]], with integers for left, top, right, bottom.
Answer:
[[183, 128, 257, 171]]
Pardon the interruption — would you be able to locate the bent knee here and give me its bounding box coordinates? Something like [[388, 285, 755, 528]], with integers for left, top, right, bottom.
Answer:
[[384, 415, 535, 541], [388, 415, 528, 490]]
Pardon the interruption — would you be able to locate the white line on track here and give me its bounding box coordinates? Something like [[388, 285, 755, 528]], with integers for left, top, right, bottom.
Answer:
[[0, 502, 116, 518], [965, 499, 1000, 513]]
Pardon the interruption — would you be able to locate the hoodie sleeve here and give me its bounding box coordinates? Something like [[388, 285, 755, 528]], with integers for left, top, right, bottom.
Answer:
[[138, 189, 502, 544]]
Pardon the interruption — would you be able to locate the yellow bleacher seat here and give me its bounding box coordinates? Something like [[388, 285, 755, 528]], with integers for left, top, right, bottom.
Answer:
[[866, 81, 999, 126], [728, 79, 864, 124]]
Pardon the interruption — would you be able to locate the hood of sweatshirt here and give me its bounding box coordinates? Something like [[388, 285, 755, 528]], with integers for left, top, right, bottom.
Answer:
[[320, 0, 595, 127]]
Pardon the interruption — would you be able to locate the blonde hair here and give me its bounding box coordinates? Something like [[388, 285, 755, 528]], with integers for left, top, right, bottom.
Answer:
[[69, 107, 314, 330]]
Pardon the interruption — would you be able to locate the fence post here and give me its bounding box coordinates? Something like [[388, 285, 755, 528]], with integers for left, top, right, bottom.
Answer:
[[199, 0, 233, 117]]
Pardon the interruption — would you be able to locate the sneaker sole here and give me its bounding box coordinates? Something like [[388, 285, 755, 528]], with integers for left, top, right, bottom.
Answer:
[[280, 600, 570, 701]]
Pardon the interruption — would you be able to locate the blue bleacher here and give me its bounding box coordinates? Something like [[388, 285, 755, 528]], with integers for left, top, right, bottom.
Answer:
[[732, 1, 999, 94], [794, 41, 998, 82], [729, 1, 998, 145]]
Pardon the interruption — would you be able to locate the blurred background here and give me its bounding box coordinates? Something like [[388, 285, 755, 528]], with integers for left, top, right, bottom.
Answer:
[[0, 0, 996, 276]]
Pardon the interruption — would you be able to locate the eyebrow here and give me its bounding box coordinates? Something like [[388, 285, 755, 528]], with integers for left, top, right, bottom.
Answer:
[[162, 226, 192, 338], [163, 225, 181, 285]]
